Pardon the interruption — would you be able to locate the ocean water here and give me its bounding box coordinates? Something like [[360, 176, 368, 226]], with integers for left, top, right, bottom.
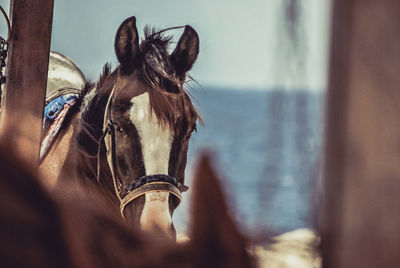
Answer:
[[174, 87, 324, 237]]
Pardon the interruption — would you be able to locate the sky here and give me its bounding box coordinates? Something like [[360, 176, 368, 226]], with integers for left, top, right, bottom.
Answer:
[[1, 0, 331, 91]]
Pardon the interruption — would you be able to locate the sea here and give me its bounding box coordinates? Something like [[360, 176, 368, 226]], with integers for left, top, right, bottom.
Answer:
[[174, 87, 325, 238]]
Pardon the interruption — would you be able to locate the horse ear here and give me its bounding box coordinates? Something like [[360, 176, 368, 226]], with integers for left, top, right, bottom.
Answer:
[[170, 25, 199, 78], [189, 153, 254, 267], [115, 16, 140, 71]]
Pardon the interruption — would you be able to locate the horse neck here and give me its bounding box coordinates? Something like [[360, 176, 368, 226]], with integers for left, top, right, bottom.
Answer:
[[74, 103, 120, 207]]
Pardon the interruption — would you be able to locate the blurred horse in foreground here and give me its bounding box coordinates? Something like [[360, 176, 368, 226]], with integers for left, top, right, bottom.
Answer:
[[0, 142, 254, 267]]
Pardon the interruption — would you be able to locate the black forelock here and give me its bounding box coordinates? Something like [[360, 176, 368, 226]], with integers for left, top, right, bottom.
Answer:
[[139, 26, 180, 94], [141, 26, 173, 51]]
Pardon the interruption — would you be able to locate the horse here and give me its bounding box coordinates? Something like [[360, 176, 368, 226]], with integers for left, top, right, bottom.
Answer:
[[39, 16, 201, 238]]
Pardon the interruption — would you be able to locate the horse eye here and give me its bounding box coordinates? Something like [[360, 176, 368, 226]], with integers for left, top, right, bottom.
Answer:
[[185, 124, 197, 139], [190, 124, 197, 134], [116, 126, 123, 132]]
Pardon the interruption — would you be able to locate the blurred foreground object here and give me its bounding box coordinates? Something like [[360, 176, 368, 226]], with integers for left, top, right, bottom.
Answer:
[[190, 153, 254, 267], [323, 0, 400, 267], [0, 145, 255, 267], [0, 0, 54, 169]]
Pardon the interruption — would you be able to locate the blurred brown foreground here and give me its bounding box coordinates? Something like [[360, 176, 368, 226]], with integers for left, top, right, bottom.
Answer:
[[0, 137, 321, 267], [0, 142, 255, 267]]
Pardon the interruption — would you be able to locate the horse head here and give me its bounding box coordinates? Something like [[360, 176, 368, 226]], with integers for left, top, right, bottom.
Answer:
[[77, 16, 200, 238]]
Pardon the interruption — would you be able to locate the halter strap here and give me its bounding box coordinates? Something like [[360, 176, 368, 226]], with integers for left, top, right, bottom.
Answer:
[[103, 86, 123, 201], [120, 182, 182, 217], [120, 174, 188, 197]]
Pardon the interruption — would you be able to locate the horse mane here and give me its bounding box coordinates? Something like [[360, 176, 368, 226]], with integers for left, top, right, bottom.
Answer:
[[76, 67, 116, 164], [97, 63, 113, 89]]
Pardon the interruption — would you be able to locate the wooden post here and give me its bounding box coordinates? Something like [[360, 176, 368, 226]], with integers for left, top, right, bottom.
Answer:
[[1, 0, 54, 170], [323, 0, 400, 267]]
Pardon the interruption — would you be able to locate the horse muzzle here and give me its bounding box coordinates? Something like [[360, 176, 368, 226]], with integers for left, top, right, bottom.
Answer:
[[118, 174, 188, 238]]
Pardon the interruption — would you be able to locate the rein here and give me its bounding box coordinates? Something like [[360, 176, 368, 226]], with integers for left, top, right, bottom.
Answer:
[[99, 87, 188, 217]]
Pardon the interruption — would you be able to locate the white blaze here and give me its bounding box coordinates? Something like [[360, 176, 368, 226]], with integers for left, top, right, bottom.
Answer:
[[129, 92, 173, 235]]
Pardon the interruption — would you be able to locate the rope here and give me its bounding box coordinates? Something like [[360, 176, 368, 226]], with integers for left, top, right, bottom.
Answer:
[[0, 5, 11, 87], [0, 5, 11, 44]]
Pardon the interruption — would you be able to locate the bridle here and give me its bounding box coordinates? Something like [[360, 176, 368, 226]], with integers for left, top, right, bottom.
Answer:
[[100, 86, 188, 217]]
